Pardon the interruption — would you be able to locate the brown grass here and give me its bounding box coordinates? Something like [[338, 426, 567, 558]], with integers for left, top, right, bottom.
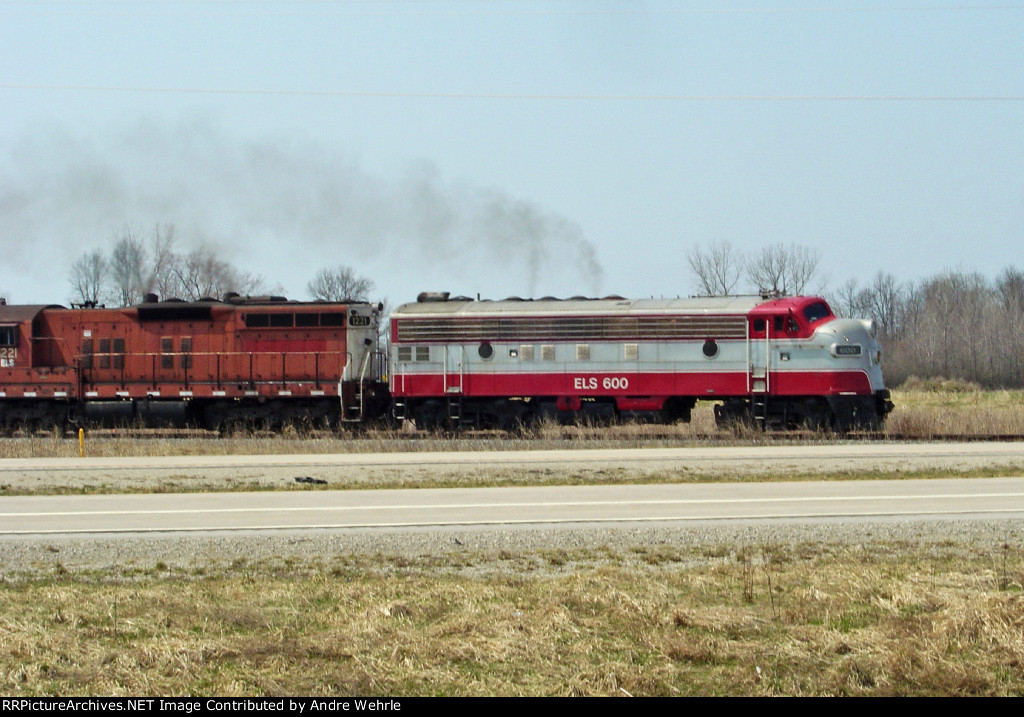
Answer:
[[2, 541, 1023, 696], [884, 388, 1024, 438], [1, 389, 1022, 461]]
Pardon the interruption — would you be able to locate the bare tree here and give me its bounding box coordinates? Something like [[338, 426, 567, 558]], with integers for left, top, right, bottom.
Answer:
[[996, 266, 1024, 311], [68, 223, 274, 305], [828, 278, 867, 318], [170, 246, 268, 301], [746, 243, 819, 296], [860, 272, 907, 341], [69, 249, 109, 306], [307, 265, 375, 302], [145, 223, 179, 300], [109, 225, 148, 307], [687, 240, 743, 296]]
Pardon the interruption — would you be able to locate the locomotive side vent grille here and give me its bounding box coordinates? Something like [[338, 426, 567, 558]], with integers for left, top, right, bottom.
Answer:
[[395, 315, 748, 343]]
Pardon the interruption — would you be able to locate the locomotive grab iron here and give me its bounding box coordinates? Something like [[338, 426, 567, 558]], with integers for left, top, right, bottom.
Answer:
[[0, 290, 892, 434]]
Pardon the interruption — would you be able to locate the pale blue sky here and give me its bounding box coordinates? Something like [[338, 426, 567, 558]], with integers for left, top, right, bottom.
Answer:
[[1, 1, 1021, 306]]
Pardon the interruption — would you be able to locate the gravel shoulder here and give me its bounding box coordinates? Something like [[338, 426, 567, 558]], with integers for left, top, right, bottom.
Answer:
[[3, 517, 1022, 578]]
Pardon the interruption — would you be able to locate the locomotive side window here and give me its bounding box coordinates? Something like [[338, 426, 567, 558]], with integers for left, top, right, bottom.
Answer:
[[0, 326, 17, 366], [113, 338, 125, 370], [295, 313, 319, 327], [576, 344, 591, 361], [415, 346, 430, 362], [772, 316, 799, 335], [752, 319, 766, 333], [397, 346, 413, 362], [269, 314, 293, 328], [0, 325, 17, 346], [624, 343, 638, 360], [320, 313, 346, 327], [541, 345, 555, 361], [161, 337, 174, 369], [520, 345, 535, 361], [245, 314, 270, 328]]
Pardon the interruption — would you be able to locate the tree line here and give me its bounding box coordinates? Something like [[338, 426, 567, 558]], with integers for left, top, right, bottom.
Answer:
[[831, 267, 1024, 389], [68, 224, 375, 306], [688, 240, 1023, 389], [66, 231, 1022, 389]]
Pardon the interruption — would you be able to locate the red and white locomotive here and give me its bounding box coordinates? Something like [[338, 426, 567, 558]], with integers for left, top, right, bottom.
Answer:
[[0, 295, 389, 433], [389, 292, 893, 430], [0, 289, 893, 433]]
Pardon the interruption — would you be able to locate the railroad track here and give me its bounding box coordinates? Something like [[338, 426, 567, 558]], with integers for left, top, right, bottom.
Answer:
[[3, 427, 1023, 443]]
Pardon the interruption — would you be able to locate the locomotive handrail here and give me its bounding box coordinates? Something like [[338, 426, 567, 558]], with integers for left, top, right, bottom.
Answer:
[[69, 349, 352, 394]]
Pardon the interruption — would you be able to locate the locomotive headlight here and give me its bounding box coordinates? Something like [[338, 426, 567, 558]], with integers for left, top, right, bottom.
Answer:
[[860, 319, 877, 338]]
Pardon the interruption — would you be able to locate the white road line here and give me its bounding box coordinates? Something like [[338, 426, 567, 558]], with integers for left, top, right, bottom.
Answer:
[[4, 492, 1023, 518], [2, 508, 1023, 535]]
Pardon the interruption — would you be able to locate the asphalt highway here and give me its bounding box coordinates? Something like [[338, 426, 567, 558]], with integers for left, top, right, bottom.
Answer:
[[4, 476, 1024, 536]]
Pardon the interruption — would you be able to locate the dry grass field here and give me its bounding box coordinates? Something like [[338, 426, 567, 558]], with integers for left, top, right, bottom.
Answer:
[[2, 387, 1023, 696], [0, 387, 1022, 462], [2, 540, 1023, 696]]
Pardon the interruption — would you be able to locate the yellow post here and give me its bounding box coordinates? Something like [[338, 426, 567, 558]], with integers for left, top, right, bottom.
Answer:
[[78, 427, 85, 458]]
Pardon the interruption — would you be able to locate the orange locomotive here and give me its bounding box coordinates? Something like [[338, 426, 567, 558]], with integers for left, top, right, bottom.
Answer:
[[0, 294, 388, 433]]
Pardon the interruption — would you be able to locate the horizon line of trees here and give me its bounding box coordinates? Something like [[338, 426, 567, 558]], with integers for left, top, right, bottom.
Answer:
[[688, 240, 1024, 389], [67, 224, 376, 307], [61, 230, 1024, 390]]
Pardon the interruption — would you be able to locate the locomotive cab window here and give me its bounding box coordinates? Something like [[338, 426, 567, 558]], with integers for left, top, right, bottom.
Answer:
[[803, 302, 831, 324], [773, 316, 799, 335], [0, 325, 17, 346]]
